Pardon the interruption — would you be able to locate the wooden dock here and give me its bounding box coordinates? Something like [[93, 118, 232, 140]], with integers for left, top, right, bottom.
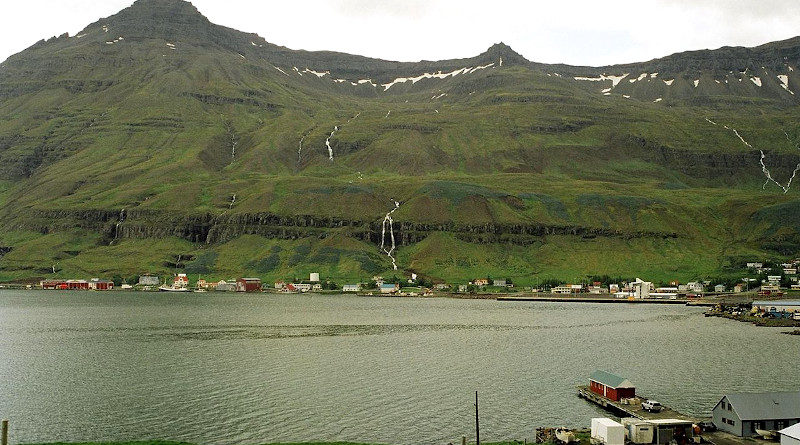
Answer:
[[577, 386, 699, 422]]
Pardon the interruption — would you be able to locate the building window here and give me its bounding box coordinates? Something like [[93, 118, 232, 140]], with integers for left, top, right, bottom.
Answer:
[[777, 421, 785, 429], [729, 420, 735, 426], [722, 417, 727, 424], [728, 404, 732, 411], [753, 422, 762, 433]]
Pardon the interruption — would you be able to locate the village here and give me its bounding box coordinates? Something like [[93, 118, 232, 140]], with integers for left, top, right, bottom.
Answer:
[[30, 259, 800, 299]]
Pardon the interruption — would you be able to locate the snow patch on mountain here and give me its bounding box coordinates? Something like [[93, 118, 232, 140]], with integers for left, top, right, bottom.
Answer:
[[381, 63, 495, 91], [574, 73, 629, 88], [750, 76, 762, 87], [303, 68, 330, 78], [663, 79, 675, 86], [778, 75, 794, 94]]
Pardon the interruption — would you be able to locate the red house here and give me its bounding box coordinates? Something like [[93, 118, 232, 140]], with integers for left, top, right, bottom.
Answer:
[[89, 279, 114, 290], [41, 280, 67, 290], [589, 370, 635, 401], [66, 280, 89, 290], [236, 278, 262, 293]]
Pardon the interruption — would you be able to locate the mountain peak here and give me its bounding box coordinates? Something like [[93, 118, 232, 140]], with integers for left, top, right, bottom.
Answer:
[[481, 42, 528, 65], [96, 0, 212, 40]]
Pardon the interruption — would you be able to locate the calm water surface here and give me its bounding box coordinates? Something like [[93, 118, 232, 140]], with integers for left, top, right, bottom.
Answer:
[[1, 291, 798, 445]]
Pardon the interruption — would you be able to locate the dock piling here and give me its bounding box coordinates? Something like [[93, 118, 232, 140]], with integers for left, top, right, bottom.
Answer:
[[2, 419, 8, 445]]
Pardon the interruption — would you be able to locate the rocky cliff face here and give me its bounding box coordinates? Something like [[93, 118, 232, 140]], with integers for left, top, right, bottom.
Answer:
[[14, 208, 679, 249]]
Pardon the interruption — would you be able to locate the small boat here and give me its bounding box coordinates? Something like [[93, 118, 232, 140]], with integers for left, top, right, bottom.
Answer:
[[755, 429, 777, 440], [159, 284, 190, 292], [555, 427, 578, 444], [193, 288, 207, 293]]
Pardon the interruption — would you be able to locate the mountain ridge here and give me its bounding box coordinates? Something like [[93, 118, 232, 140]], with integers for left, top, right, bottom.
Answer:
[[0, 0, 799, 285]]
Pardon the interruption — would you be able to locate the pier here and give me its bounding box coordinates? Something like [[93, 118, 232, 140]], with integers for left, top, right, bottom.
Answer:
[[498, 295, 716, 306], [577, 386, 699, 422]]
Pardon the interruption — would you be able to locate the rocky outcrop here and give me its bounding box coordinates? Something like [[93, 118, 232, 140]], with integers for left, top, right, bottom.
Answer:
[[13, 208, 679, 247]]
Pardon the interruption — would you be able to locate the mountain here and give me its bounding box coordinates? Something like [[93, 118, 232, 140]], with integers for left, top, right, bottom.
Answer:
[[0, 0, 799, 285]]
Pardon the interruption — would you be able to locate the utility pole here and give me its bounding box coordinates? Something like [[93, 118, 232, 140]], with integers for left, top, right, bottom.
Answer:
[[475, 391, 480, 445]]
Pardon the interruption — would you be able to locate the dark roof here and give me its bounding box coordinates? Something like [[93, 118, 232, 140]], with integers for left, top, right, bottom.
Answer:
[[723, 392, 800, 421], [590, 370, 634, 389]]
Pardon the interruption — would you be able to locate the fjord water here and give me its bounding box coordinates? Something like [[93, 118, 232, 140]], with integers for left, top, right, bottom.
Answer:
[[1, 291, 798, 445]]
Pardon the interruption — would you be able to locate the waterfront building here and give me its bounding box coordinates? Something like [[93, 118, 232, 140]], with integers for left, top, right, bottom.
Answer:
[[380, 283, 399, 294], [66, 280, 89, 290], [631, 278, 654, 298], [293, 283, 312, 292], [712, 391, 800, 437], [715, 284, 726, 293], [685, 281, 704, 293], [236, 278, 262, 292], [88, 278, 114, 290], [588, 370, 635, 402], [138, 275, 160, 286], [215, 280, 236, 292], [310, 273, 320, 282], [780, 422, 800, 445], [41, 279, 67, 290], [174, 273, 189, 286], [342, 284, 361, 292], [753, 300, 800, 313]]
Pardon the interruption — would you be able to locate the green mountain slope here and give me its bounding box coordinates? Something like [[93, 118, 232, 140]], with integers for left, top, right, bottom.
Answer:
[[0, 0, 799, 285]]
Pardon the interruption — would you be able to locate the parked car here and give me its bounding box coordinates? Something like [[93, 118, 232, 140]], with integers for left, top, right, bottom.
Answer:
[[642, 400, 663, 412]]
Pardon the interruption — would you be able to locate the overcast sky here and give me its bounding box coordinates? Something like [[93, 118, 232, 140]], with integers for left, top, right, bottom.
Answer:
[[2, 0, 800, 66]]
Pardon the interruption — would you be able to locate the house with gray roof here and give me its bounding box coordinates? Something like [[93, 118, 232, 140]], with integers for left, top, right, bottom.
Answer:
[[712, 391, 800, 436]]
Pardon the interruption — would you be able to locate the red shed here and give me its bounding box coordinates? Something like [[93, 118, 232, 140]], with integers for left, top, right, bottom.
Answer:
[[589, 370, 635, 401], [236, 278, 262, 293]]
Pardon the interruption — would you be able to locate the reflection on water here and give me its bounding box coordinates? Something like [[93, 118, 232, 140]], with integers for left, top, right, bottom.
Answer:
[[0, 291, 797, 445]]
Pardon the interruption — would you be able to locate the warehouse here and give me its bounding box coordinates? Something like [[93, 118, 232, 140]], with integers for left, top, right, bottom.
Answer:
[[589, 370, 635, 402]]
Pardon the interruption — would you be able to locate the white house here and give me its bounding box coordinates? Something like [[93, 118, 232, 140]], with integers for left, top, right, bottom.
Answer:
[[780, 422, 800, 445], [715, 284, 726, 293], [747, 262, 764, 269], [310, 273, 320, 282], [685, 281, 704, 293], [342, 284, 361, 292], [293, 283, 312, 292], [631, 278, 654, 298], [551, 285, 572, 294], [138, 275, 160, 286]]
